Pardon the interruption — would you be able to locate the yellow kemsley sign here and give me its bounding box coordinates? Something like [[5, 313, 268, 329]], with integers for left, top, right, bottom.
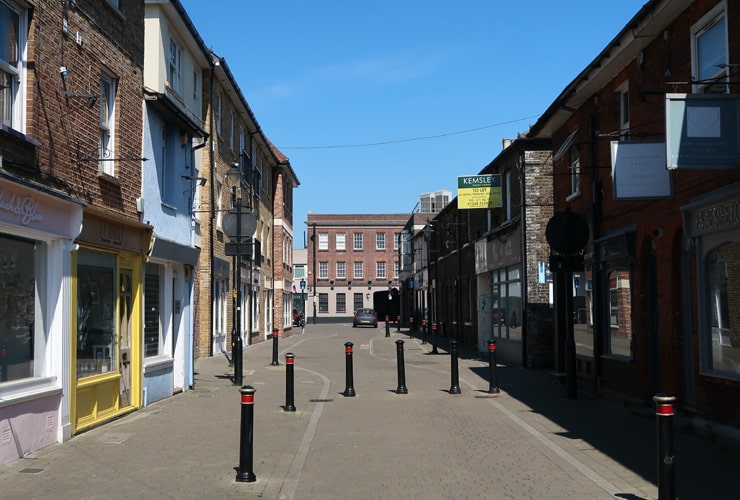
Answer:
[[457, 174, 502, 209]]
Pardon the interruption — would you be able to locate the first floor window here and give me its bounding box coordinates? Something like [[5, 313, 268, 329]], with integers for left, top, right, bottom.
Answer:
[[319, 261, 328, 279], [336, 293, 346, 313], [99, 73, 117, 176], [376, 232, 386, 250], [319, 293, 328, 313], [376, 261, 386, 279], [354, 262, 363, 280], [353, 233, 363, 250], [0, 234, 44, 383], [336, 233, 346, 251], [336, 261, 346, 279]]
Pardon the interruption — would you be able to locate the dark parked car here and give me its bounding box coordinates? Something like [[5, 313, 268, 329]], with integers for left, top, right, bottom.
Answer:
[[353, 308, 378, 328]]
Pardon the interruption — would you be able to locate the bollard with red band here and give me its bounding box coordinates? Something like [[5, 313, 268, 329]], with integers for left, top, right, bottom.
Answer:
[[421, 319, 428, 344], [236, 385, 257, 483], [284, 353, 296, 412], [431, 323, 439, 354], [271, 328, 280, 366], [343, 342, 356, 397], [487, 340, 500, 394], [449, 340, 461, 394], [395, 339, 408, 394], [654, 394, 676, 500]]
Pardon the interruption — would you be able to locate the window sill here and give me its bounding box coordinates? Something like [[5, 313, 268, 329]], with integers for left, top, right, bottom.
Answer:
[[97, 171, 122, 185], [143, 355, 174, 373], [0, 377, 60, 408]]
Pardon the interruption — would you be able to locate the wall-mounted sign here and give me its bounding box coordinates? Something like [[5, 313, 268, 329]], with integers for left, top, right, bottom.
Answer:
[[665, 93, 740, 170], [610, 141, 672, 199], [457, 174, 502, 209]]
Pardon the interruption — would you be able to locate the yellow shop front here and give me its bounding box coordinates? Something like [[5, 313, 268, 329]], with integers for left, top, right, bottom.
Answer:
[[72, 208, 151, 433]]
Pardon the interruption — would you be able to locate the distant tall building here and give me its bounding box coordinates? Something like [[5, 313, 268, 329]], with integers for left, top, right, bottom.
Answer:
[[418, 190, 451, 213]]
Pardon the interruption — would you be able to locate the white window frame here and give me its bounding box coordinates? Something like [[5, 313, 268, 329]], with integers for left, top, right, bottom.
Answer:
[[336, 261, 346, 280], [691, 1, 728, 94], [318, 233, 328, 251], [168, 36, 182, 95], [353, 233, 363, 251], [616, 81, 630, 140], [336, 233, 346, 251], [394, 233, 400, 250], [568, 145, 581, 201], [376, 261, 386, 280], [354, 262, 363, 280], [0, 0, 26, 132], [319, 261, 328, 279], [376, 232, 385, 250], [99, 73, 117, 176]]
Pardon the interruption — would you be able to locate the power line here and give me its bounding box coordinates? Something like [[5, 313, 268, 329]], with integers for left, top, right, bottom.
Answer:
[[279, 114, 541, 150]]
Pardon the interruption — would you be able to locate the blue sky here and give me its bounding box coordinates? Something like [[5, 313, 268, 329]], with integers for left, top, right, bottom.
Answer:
[[179, 1, 646, 246]]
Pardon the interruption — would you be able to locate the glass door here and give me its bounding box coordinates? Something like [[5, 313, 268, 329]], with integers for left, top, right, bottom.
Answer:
[[118, 268, 133, 407]]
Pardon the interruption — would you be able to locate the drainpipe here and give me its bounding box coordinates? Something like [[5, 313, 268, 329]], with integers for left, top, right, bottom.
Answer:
[[518, 150, 528, 367], [208, 54, 220, 357]]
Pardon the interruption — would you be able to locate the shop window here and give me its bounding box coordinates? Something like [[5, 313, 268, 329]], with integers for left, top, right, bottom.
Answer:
[[77, 249, 117, 379], [144, 263, 163, 357], [573, 270, 594, 357], [705, 242, 740, 376], [606, 268, 632, 358], [0, 235, 44, 383], [490, 265, 522, 341]]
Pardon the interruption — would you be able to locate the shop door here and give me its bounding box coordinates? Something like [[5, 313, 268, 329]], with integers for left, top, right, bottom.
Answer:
[[119, 268, 133, 407]]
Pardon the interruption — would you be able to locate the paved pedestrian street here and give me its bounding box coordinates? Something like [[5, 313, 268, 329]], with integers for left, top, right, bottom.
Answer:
[[0, 323, 737, 499]]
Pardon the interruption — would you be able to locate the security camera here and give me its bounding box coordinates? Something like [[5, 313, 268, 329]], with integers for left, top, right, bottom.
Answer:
[[59, 66, 68, 77]]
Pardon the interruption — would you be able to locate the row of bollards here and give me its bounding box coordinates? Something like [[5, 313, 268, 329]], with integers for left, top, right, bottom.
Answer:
[[237, 339, 679, 499]]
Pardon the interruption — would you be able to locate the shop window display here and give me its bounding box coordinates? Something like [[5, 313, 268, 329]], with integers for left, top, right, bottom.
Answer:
[[0, 235, 42, 383], [77, 249, 117, 378], [706, 242, 740, 376]]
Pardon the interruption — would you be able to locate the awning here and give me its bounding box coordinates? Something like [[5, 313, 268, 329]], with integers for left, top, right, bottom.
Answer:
[[150, 235, 200, 265]]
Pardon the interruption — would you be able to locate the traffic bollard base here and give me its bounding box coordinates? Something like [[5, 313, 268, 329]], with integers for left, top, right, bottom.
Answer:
[[235, 470, 257, 483], [343, 388, 356, 397]]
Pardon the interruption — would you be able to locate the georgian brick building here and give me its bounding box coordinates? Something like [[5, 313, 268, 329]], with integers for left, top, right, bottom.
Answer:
[[306, 213, 408, 323]]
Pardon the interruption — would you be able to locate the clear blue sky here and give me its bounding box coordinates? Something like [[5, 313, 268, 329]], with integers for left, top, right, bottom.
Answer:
[[179, 1, 646, 246]]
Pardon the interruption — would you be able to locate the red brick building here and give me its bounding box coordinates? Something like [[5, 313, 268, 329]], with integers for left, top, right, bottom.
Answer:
[[306, 213, 408, 323], [529, 0, 740, 426]]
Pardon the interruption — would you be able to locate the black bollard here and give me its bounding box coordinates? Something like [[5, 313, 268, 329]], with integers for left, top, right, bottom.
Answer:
[[235, 385, 257, 483], [487, 340, 500, 394], [395, 339, 408, 394], [449, 340, 461, 394], [654, 394, 676, 500], [271, 328, 280, 366], [385, 315, 390, 337], [284, 353, 296, 412], [343, 342, 356, 397], [421, 319, 427, 344], [396, 315, 401, 333], [431, 323, 439, 354]]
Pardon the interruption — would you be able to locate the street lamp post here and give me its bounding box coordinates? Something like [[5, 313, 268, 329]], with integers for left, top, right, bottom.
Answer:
[[224, 164, 257, 386]]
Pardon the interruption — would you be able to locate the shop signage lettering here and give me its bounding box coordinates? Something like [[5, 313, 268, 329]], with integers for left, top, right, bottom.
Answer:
[[695, 199, 740, 232], [0, 188, 44, 226]]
